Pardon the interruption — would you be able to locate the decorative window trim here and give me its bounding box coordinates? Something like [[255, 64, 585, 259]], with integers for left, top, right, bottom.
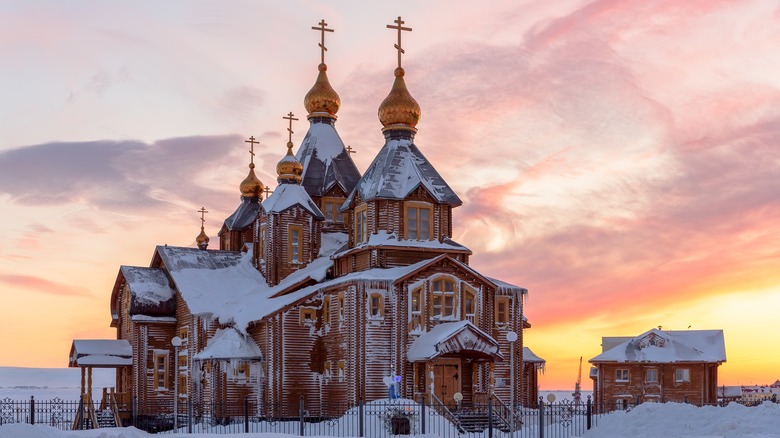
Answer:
[[431, 276, 457, 320], [675, 368, 690, 383], [323, 295, 331, 326], [354, 204, 368, 244], [462, 285, 478, 319], [616, 369, 629, 383], [338, 291, 345, 323], [322, 197, 345, 223], [495, 296, 510, 324], [288, 224, 303, 264], [404, 201, 433, 241], [368, 291, 384, 320], [152, 350, 170, 391], [300, 308, 316, 326], [409, 287, 423, 330]]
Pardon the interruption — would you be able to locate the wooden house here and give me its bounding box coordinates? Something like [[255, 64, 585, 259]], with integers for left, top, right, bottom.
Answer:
[[589, 328, 726, 411], [84, 18, 533, 427]]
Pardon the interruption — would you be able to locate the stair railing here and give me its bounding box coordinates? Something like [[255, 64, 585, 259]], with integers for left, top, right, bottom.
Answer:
[[489, 393, 516, 430], [428, 393, 465, 433], [110, 388, 122, 427]]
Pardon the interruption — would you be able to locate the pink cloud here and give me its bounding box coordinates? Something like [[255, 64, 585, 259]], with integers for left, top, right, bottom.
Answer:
[[0, 274, 94, 298]]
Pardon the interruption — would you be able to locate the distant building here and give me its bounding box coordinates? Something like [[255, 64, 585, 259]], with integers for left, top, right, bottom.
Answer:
[[521, 346, 545, 408], [589, 328, 726, 411]]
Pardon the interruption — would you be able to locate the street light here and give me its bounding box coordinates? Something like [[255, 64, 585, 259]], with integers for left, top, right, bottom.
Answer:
[[171, 336, 182, 433], [506, 330, 518, 437]]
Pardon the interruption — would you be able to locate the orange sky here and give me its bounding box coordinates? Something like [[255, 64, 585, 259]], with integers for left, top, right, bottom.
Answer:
[[1, 0, 779, 390]]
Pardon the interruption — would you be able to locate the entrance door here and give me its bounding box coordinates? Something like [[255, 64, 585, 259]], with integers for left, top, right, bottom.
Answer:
[[432, 359, 461, 405]]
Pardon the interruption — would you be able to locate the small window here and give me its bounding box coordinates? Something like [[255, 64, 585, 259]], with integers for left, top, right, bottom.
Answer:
[[153, 351, 169, 391], [289, 225, 303, 263], [675, 368, 690, 382], [338, 360, 345, 381], [338, 292, 345, 321], [300, 308, 316, 326], [323, 199, 344, 223], [259, 225, 267, 260], [495, 296, 510, 324], [404, 201, 433, 240], [645, 368, 658, 383], [463, 286, 477, 318], [354, 205, 368, 244], [616, 369, 629, 382], [324, 362, 332, 380], [410, 287, 422, 329], [616, 399, 625, 410], [369, 292, 384, 318]]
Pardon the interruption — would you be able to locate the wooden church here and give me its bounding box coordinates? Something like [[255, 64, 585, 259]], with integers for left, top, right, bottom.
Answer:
[[85, 17, 540, 424]]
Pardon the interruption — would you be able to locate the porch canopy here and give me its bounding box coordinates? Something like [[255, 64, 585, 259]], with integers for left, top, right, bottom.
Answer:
[[407, 320, 503, 363], [69, 340, 132, 368]]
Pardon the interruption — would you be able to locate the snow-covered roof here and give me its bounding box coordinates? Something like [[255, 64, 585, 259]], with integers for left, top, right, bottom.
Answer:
[[296, 120, 361, 197], [69, 340, 132, 368], [407, 320, 502, 362], [120, 266, 175, 314], [331, 230, 470, 258], [262, 183, 324, 219], [487, 276, 528, 296], [344, 137, 461, 206], [193, 327, 262, 360], [221, 197, 261, 232], [523, 346, 546, 363], [590, 329, 726, 364]]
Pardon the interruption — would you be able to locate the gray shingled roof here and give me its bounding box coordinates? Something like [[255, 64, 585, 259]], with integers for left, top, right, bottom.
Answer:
[[344, 136, 461, 206], [296, 120, 361, 197], [221, 197, 261, 233], [262, 183, 325, 220], [119, 266, 175, 316]]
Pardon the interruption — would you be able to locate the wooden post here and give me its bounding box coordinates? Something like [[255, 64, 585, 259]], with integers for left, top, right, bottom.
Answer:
[[80, 367, 85, 397], [88, 367, 93, 399]]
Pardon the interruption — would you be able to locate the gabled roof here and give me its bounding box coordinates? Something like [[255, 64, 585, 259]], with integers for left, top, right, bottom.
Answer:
[[523, 346, 546, 364], [221, 197, 261, 233], [262, 183, 324, 219], [344, 137, 461, 206], [69, 340, 132, 368], [407, 320, 502, 362], [331, 230, 471, 258], [110, 266, 175, 326], [193, 327, 262, 360], [296, 121, 361, 198], [590, 328, 726, 364]]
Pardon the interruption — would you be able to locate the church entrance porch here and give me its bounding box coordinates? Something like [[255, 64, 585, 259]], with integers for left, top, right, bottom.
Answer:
[[430, 358, 461, 405]]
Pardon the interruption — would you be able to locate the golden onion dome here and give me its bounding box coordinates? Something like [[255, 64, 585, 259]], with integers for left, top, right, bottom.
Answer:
[[304, 63, 341, 118], [276, 141, 303, 184], [378, 67, 420, 132], [239, 163, 264, 198], [195, 227, 209, 249]]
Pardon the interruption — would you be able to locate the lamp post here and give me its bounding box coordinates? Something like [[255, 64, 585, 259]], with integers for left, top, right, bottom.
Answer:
[[506, 330, 518, 437], [171, 336, 182, 433]]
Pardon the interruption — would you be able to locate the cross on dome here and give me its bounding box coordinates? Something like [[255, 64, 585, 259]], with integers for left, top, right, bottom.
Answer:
[[197, 207, 209, 227], [283, 112, 299, 143], [311, 19, 334, 65], [244, 136, 259, 165], [386, 16, 412, 69]]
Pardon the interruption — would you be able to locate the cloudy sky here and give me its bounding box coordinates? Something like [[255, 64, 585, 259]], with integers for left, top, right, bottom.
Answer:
[[1, 0, 779, 389]]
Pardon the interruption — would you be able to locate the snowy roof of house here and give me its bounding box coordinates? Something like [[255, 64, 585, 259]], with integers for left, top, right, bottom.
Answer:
[[590, 329, 726, 364], [222, 197, 262, 232], [331, 230, 470, 258], [523, 347, 546, 363], [120, 266, 175, 308], [154, 233, 347, 332], [407, 320, 502, 362], [69, 340, 132, 368], [193, 327, 262, 360], [262, 183, 324, 219], [344, 137, 461, 206], [296, 120, 361, 197]]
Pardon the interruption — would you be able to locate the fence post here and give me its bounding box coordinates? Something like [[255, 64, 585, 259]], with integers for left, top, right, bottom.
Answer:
[[299, 396, 305, 436], [188, 399, 192, 433], [487, 396, 493, 438], [586, 396, 592, 430], [421, 395, 426, 435], [539, 396, 544, 438], [132, 396, 137, 429], [245, 397, 250, 433], [358, 399, 364, 437], [29, 396, 35, 425]]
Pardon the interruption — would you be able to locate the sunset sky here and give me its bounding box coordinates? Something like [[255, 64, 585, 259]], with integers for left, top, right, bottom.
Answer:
[[1, 0, 779, 390]]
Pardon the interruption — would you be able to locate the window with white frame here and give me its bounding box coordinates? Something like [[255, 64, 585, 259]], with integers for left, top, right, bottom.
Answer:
[[616, 369, 629, 382], [463, 286, 477, 322], [675, 368, 690, 382], [432, 277, 456, 318], [369, 292, 384, 319], [410, 287, 422, 330], [153, 351, 169, 391], [289, 225, 302, 263]]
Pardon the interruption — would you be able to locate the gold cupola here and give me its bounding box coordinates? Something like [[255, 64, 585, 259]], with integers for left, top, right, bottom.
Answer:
[[239, 163, 264, 198], [276, 141, 303, 184], [378, 66, 420, 133], [304, 63, 340, 118], [196, 207, 209, 250]]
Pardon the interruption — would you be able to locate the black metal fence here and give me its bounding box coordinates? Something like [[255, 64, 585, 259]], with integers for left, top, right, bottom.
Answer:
[[0, 395, 773, 437]]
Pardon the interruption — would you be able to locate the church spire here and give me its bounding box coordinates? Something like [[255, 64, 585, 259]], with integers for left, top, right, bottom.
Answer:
[[304, 19, 340, 119], [378, 16, 420, 134], [195, 207, 210, 250], [239, 136, 265, 199], [276, 112, 303, 184]]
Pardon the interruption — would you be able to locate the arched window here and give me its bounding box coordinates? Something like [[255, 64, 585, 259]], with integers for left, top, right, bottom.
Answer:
[[432, 277, 456, 319]]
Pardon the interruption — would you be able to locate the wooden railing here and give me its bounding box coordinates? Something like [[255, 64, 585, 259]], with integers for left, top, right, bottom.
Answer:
[[428, 393, 465, 433]]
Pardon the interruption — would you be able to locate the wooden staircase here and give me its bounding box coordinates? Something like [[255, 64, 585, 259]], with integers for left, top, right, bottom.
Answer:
[[428, 392, 517, 433], [72, 388, 122, 430]]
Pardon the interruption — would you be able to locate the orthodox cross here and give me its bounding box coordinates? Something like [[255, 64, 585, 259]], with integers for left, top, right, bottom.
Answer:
[[346, 145, 356, 155], [244, 135, 259, 165], [264, 186, 273, 197], [283, 112, 298, 143], [197, 207, 209, 228], [311, 19, 334, 64], [386, 16, 412, 69]]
